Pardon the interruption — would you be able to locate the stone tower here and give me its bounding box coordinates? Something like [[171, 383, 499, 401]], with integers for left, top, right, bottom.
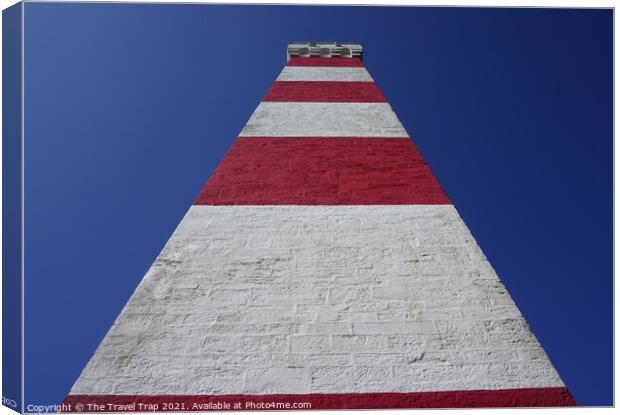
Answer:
[[64, 42, 576, 410]]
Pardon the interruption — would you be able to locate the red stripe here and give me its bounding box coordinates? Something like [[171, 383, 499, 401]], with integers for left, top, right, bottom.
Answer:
[[287, 56, 363, 67], [263, 81, 386, 102], [62, 388, 577, 411], [194, 138, 450, 205]]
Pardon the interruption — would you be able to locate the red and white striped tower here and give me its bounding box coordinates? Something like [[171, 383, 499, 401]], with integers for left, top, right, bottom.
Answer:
[[64, 42, 576, 410]]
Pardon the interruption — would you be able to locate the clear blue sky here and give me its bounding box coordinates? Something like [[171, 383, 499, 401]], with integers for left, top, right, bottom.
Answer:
[[23, 3, 612, 407]]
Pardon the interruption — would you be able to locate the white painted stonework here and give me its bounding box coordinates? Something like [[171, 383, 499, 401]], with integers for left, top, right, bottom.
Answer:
[[240, 103, 408, 137], [276, 67, 374, 82], [70, 205, 563, 396]]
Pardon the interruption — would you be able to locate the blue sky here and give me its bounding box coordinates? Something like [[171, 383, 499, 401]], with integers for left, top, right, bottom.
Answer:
[[23, 3, 612, 407]]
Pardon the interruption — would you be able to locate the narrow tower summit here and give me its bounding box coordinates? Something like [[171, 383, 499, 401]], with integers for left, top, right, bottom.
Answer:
[[65, 42, 576, 410]]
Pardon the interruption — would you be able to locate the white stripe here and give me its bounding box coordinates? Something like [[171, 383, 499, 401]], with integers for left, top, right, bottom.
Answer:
[[276, 67, 374, 82], [240, 102, 408, 137], [71, 205, 563, 395]]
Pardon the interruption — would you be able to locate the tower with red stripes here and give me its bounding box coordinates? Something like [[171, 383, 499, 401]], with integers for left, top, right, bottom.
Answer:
[[65, 42, 576, 410]]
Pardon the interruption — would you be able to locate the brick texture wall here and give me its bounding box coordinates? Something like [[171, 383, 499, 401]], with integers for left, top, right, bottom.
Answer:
[[70, 206, 563, 396], [65, 54, 576, 410]]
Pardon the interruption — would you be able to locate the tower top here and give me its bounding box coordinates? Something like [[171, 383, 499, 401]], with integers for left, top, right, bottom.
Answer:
[[287, 41, 363, 61]]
